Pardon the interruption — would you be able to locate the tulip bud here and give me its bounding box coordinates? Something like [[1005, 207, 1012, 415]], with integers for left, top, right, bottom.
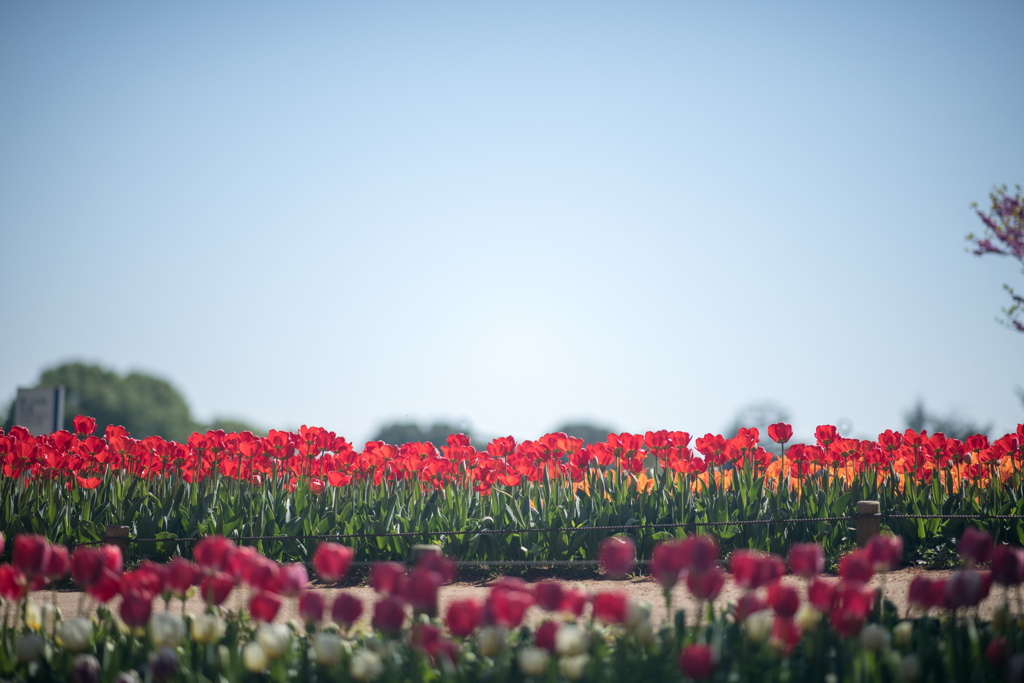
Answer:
[[242, 641, 268, 673], [350, 649, 384, 682], [25, 600, 58, 632], [517, 646, 550, 676]]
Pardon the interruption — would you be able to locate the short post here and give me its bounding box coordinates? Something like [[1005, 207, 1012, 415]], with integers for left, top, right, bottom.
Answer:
[[410, 544, 442, 565], [104, 525, 130, 551], [855, 500, 880, 547]]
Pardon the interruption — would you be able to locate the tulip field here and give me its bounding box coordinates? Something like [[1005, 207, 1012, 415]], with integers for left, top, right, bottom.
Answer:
[[2, 417, 1024, 566], [1, 526, 1023, 682]]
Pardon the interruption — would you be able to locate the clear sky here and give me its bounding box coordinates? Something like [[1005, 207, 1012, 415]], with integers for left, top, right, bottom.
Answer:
[[1, 2, 1022, 447]]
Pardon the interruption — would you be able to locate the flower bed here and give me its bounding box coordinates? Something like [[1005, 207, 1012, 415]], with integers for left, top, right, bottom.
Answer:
[[2, 418, 1023, 565], [0, 528, 1022, 682]]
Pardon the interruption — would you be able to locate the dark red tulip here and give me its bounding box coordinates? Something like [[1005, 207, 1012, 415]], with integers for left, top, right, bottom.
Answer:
[[958, 527, 994, 566], [199, 572, 234, 606], [687, 566, 726, 601], [445, 598, 483, 638], [313, 543, 354, 583], [404, 566, 442, 617], [535, 620, 559, 653], [332, 591, 364, 627], [788, 543, 824, 578], [372, 595, 406, 633], [592, 591, 628, 624], [193, 536, 236, 573], [992, 546, 1024, 586], [119, 586, 154, 627], [650, 541, 688, 590], [249, 591, 283, 622], [0, 564, 28, 601], [679, 644, 715, 680], [370, 562, 406, 596], [13, 534, 51, 577], [298, 591, 325, 624], [165, 558, 201, 597], [45, 545, 70, 580], [533, 580, 564, 612], [767, 581, 800, 618], [598, 536, 636, 579], [87, 568, 122, 603], [838, 550, 873, 584], [866, 535, 902, 572]]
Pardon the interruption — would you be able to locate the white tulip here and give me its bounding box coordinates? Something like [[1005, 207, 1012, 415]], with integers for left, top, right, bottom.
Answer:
[[242, 641, 268, 673], [56, 617, 93, 652], [558, 654, 589, 681], [191, 614, 226, 645], [892, 621, 913, 647], [312, 633, 343, 667], [744, 610, 773, 643], [257, 623, 291, 659], [350, 649, 384, 682], [555, 624, 588, 656], [476, 626, 508, 658], [860, 624, 890, 652], [517, 646, 550, 677], [795, 604, 821, 631], [25, 600, 58, 632], [150, 613, 185, 648]]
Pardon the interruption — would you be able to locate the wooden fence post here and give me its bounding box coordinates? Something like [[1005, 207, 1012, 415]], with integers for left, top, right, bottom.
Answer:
[[410, 544, 442, 565], [104, 525, 130, 551], [855, 500, 880, 547]]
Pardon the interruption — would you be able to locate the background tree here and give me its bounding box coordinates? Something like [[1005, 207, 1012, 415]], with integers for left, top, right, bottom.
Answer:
[[3, 361, 262, 441], [968, 184, 1024, 333], [723, 400, 791, 449], [370, 421, 472, 446], [552, 421, 616, 446], [902, 399, 991, 441]]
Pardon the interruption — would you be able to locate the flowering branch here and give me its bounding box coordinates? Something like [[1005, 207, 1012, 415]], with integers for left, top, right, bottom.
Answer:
[[967, 184, 1024, 333]]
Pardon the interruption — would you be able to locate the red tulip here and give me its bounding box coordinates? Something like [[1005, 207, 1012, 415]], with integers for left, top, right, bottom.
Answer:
[[829, 606, 865, 638], [535, 620, 559, 653], [372, 595, 406, 633], [958, 528, 994, 566], [730, 550, 785, 590], [249, 591, 283, 622], [559, 586, 590, 617], [679, 644, 716, 680], [445, 598, 483, 638], [767, 423, 793, 444], [313, 543, 354, 583], [788, 543, 824, 578], [165, 558, 200, 597], [119, 586, 153, 627], [45, 545, 70, 580], [650, 541, 688, 590], [0, 564, 28, 601], [734, 593, 768, 621], [835, 582, 876, 620], [0, 532, 4, 557], [13, 534, 51, 577], [771, 616, 802, 655], [534, 580, 564, 611], [592, 591, 628, 624], [298, 591, 325, 624], [808, 578, 838, 612], [488, 582, 534, 628], [87, 568, 122, 603], [683, 535, 719, 574], [988, 637, 1009, 667], [332, 591, 364, 627], [100, 545, 123, 574], [74, 415, 97, 437], [838, 550, 873, 584], [767, 581, 800, 618], [992, 546, 1024, 586], [908, 575, 944, 611], [866, 535, 902, 572], [199, 572, 234, 606], [403, 566, 442, 617], [193, 536, 236, 573], [370, 562, 406, 596], [944, 570, 991, 609], [687, 566, 726, 601], [598, 536, 636, 579]]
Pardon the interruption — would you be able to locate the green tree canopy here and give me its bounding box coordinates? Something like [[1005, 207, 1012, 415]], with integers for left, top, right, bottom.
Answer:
[[551, 421, 616, 447], [370, 421, 472, 446], [4, 362, 262, 441]]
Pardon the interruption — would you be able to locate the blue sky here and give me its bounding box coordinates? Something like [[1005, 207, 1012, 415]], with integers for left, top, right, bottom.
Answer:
[[1, 2, 1022, 446]]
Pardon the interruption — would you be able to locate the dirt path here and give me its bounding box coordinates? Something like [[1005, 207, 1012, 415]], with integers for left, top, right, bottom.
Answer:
[[28, 568, 1006, 632]]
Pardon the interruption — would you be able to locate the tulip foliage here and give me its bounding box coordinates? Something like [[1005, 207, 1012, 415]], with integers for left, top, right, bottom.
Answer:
[[1, 419, 1024, 564], [0, 528, 1022, 682]]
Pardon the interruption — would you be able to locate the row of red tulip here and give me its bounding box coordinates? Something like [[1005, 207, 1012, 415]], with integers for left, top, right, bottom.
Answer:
[[2, 416, 1023, 492]]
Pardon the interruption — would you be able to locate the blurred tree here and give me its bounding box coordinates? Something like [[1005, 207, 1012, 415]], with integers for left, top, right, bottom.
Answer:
[[967, 184, 1024, 333], [370, 421, 471, 446], [1, 361, 261, 442], [723, 401, 791, 449], [202, 417, 264, 436], [552, 421, 616, 446], [903, 399, 991, 441]]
